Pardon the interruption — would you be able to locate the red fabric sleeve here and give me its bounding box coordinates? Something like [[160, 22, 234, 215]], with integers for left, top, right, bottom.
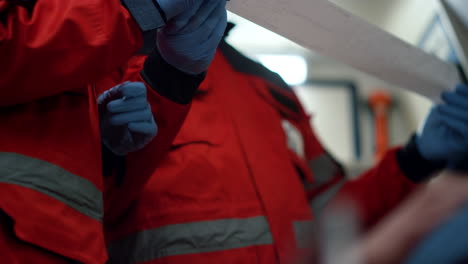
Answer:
[[335, 148, 418, 229], [102, 56, 192, 224], [0, 0, 143, 106]]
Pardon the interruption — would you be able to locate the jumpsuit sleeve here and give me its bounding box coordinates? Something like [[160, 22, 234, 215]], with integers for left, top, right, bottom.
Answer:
[[102, 50, 204, 224], [335, 148, 418, 229], [0, 0, 166, 106], [345, 172, 468, 264], [292, 92, 435, 229], [334, 134, 446, 229], [105, 140, 220, 262]]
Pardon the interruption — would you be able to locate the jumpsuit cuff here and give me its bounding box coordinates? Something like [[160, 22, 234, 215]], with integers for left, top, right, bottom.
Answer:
[[141, 48, 206, 105], [396, 134, 446, 183], [121, 0, 167, 54]]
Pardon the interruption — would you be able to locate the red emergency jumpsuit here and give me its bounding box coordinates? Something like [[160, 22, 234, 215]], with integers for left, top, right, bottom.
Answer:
[[0, 1, 193, 263], [106, 40, 418, 264]]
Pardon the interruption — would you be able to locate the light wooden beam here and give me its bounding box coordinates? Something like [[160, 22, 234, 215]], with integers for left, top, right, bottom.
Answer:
[[227, 0, 461, 100]]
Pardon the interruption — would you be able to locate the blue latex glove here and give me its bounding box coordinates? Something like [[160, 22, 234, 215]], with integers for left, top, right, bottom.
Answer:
[[405, 204, 468, 264], [157, 0, 199, 21], [98, 82, 158, 156], [417, 84, 468, 167], [157, 0, 227, 75]]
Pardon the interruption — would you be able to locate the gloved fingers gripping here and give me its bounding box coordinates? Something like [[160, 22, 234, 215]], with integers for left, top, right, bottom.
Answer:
[[158, 6, 227, 64], [182, 1, 226, 63], [157, 0, 198, 22], [178, 0, 223, 33], [118, 82, 147, 98], [438, 104, 468, 123], [165, 0, 206, 32], [441, 113, 468, 138], [442, 90, 468, 111], [107, 96, 149, 113], [209, 6, 227, 45], [98, 81, 146, 109], [418, 105, 468, 161], [109, 106, 153, 126], [97, 82, 130, 105], [206, 2, 227, 42], [198, 9, 227, 62], [174, 9, 226, 73], [156, 0, 226, 74], [454, 84, 468, 97], [128, 120, 159, 135], [188, 0, 226, 42]]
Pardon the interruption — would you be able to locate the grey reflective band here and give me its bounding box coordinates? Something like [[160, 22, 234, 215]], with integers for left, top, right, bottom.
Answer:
[[108, 216, 274, 263], [0, 152, 103, 221], [293, 220, 315, 249], [307, 154, 345, 216], [310, 181, 345, 217], [309, 154, 341, 187]]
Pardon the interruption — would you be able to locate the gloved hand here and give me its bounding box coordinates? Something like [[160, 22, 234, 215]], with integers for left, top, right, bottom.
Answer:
[[157, 0, 199, 21], [405, 204, 468, 264], [157, 0, 227, 75], [416, 84, 468, 167], [98, 82, 158, 156]]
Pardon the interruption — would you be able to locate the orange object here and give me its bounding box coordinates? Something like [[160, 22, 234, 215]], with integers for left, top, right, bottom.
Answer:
[[105, 46, 418, 264], [369, 91, 392, 162]]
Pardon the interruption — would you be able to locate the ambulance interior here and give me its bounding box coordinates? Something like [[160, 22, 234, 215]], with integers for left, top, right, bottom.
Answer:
[[227, 0, 468, 264], [226, 0, 467, 177]]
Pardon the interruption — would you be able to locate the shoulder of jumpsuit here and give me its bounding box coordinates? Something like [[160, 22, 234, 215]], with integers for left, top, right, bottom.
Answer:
[[141, 47, 207, 105], [218, 23, 308, 119], [2, 0, 159, 53], [395, 134, 446, 183], [120, 0, 166, 54], [92, 55, 147, 95]]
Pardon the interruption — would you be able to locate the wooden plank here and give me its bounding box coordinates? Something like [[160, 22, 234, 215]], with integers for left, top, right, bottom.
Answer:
[[227, 0, 461, 99], [439, 0, 468, 78]]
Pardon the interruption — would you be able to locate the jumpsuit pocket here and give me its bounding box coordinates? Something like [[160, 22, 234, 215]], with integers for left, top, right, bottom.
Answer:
[[171, 100, 228, 148], [138, 99, 240, 222], [0, 210, 73, 264]]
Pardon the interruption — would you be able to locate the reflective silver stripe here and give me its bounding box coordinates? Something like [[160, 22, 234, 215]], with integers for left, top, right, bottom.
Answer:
[[310, 181, 346, 217], [293, 220, 316, 249], [107, 216, 274, 263], [309, 154, 341, 187], [0, 152, 103, 221], [306, 154, 346, 216]]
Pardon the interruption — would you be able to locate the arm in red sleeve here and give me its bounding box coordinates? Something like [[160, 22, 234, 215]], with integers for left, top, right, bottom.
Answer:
[[345, 172, 468, 264], [336, 148, 418, 229], [103, 51, 204, 224], [0, 0, 159, 106], [335, 134, 447, 229]]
